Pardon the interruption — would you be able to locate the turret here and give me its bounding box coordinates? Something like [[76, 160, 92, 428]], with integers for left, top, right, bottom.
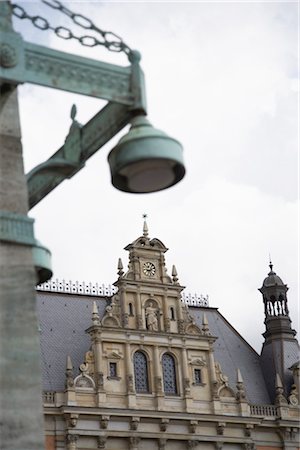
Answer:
[[259, 262, 299, 402]]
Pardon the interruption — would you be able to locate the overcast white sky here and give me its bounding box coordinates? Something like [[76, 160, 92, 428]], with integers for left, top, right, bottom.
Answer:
[[13, 1, 298, 352]]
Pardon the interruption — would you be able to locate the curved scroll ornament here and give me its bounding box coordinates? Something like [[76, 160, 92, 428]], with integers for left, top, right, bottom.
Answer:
[[74, 363, 96, 389]]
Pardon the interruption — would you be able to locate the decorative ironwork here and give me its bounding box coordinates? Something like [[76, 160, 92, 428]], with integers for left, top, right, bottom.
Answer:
[[36, 278, 117, 297], [37, 279, 208, 307], [162, 353, 177, 395], [11, 1, 133, 58], [133, 351, 149, 393], [182, 292, 209, 307]]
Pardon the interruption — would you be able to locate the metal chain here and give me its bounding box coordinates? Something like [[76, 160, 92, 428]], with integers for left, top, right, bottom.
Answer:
[[10, 0, 132, 57]]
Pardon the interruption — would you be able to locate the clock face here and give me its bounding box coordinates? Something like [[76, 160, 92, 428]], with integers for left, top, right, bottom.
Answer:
[[143, 262, 156, 277]]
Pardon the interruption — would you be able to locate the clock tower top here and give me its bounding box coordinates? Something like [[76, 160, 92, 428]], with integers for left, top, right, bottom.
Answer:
[[119, 218, 178, 286]]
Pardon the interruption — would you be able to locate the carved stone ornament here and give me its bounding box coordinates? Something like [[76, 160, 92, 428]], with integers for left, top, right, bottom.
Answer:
[[66, 434, 78, 449], [189, 357, 206, 367], [236, 381, 247, 401], [101, 296, 121, 328], [215, 443, 223, 450], [0, 43, 17, 68], [97, 436, 107, 449], [275, 386, 288, 406], [158, 438, 167, 450], [100, 415, 110, 429], [187, 441, 198, 449], [244, 424, 254, 437], [189, 420, 198, 433], [243, 444, 256, 450], [67, 414, 79, 428], [160, 418, 169, 432], [288, 384, 299, 406], [217, 423, 226, 435], [129, 436, 140, 449], [131, 417, 140, 430]]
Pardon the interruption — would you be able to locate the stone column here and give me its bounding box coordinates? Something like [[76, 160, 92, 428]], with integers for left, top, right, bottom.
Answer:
[[93, 337, 106, 405], [125, 340, 136, 407], [181, 345, 192, 410], [154, 345, 164, 409], [135, 288, 143, 329], [0, 5, 45, 448]]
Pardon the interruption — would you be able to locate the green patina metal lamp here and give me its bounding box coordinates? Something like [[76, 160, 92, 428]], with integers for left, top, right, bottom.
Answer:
[[108, 115, 185, 193], [0, 0, 186, 286]]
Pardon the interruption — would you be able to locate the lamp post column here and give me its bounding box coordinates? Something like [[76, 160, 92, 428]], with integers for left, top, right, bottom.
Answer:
[[0, 5, 44, 449]]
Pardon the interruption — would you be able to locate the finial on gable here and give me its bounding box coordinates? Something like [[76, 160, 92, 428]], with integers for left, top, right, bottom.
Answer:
[[117, 258, 124, 277], [172, 265, 179, 284], [92, 301, 100, 325], [142, 213, 149, 237]]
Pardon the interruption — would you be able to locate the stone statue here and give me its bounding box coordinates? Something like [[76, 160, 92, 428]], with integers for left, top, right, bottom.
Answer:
[[145, 302, 158, 331]]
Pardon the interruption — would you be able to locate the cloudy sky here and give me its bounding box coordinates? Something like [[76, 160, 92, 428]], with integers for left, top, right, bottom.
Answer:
[[13, 1, 298, 352]]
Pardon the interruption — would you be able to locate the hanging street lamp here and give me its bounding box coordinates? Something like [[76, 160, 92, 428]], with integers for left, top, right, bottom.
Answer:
[[0, 1, 185, 448]]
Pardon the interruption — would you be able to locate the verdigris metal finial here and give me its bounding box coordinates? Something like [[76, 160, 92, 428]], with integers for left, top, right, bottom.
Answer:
[[142, 213, 148, 237], [70, 104, 77, 122], [268, 253, 274, 272]]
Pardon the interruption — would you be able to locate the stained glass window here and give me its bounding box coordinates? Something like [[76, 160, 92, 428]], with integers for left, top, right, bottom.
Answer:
[[162, 353, 177, 395], [134, 351, 149, 393]]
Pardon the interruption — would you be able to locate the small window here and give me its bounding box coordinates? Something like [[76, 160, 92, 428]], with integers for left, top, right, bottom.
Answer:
[[109, 362, 117, 378], [170, 307, 175, 321], [129, 302, 134, 316], [194, 369, 202, 385]]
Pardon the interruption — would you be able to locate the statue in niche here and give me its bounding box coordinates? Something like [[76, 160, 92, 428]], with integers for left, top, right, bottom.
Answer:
[[145, 302, 158, 331]]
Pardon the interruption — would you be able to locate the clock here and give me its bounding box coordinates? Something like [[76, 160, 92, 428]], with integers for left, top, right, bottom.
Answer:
[[143, 262, 156, 277]]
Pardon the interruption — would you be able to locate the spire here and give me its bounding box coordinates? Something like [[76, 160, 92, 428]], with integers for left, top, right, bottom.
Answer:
[[66, 355, 73, 371], [142, 213, 149, 237]]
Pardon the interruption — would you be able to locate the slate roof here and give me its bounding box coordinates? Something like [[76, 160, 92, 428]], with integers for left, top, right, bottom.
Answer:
[[37, 291, 272, 404]]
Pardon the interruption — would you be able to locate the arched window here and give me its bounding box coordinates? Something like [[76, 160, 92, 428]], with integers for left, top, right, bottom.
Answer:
[[170, 307, 175, 320], [162, 353, 177, 395], [129, 302, 134, 316], [133, 351, 149, 393]]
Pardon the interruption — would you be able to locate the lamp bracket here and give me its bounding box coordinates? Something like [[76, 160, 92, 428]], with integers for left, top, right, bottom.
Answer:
[[0, 211, 35, 246], [0, 38, 136, 104], [27, 102, 133, 209]]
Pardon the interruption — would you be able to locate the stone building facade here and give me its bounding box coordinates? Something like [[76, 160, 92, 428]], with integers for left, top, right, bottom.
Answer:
[[38, 222, 299, 449]]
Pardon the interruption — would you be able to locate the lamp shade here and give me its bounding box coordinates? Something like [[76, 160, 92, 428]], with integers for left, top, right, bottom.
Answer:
[[32, 240, 52, 285], [108, 116, 185, 193]]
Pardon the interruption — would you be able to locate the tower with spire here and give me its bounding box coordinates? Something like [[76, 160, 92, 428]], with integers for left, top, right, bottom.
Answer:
[[259, 262, 299, 402]]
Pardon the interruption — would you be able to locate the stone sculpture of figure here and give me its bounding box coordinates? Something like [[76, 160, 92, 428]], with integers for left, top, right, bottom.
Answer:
[[146, 302, 158, 331]]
